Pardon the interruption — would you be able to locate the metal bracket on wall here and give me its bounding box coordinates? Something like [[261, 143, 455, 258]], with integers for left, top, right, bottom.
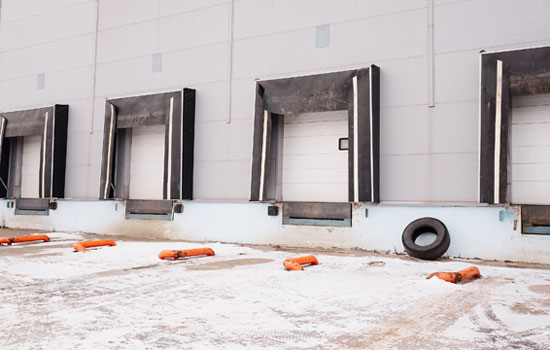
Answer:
[[267, 205, 279, 216], [174, 203, 184, 214]]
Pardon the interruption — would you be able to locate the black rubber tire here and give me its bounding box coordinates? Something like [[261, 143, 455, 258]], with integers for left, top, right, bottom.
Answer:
[[401, 217, 450, 260]]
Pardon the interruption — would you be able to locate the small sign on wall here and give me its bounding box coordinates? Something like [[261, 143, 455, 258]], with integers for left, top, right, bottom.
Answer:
[[338, 138, 349, 151]]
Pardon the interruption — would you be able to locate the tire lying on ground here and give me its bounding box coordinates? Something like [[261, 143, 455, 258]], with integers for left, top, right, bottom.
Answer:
[[401, 217, 450, 260]]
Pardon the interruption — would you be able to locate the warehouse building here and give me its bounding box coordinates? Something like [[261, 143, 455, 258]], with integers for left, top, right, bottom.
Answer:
[[0, 0, 549, 263]]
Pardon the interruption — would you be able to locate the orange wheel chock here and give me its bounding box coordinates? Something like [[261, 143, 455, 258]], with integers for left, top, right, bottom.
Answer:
[[0, 234, 51, 246], [426, 266, 481, 284], [73, 239, 116, 252], [158, 248, 215, 260], [283, 255, 319, 271]]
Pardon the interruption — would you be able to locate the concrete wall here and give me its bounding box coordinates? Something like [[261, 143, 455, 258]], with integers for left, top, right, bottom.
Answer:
[[2, 199, 549, 264], [2, 0, 550, 201]]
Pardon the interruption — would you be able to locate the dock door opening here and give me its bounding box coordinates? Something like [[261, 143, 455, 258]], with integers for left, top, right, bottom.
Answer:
[[510, 94, 550, 205], [282, 111, 348, 202], [129, 125, 165, 200], [20, 135, 41, 198]]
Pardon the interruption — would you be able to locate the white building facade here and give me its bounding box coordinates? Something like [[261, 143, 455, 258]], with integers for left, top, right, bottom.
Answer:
[[1, 0, 550, 263]]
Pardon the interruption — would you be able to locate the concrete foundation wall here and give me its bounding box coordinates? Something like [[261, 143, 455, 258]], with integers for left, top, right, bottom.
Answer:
[[1, 199, 548, 264]]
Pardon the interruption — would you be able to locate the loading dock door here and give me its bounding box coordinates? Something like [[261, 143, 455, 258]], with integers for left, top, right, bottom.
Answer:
[[282, 110, 348, 202], [129, 125, 165, 200], [510, 94, 550, 204], [20, 135, 41, 198]]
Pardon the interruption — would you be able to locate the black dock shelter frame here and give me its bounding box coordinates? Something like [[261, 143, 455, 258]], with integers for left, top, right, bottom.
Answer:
[[0, 105, 68, 199], [480, 46, 550, 204], [250, 65, 380, 203], [99, 89, 196, 202], [480, 46, 550, 234]]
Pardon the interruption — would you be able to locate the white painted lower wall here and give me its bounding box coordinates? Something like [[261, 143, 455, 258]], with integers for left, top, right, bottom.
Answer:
[[1, 200, 548, 264]]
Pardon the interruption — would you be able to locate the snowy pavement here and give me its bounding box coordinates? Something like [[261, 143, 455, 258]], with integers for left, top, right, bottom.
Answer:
[[1, 231, 549, 350]]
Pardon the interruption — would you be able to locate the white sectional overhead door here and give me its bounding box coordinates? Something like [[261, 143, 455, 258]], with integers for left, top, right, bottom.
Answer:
[[20, 135, 41, 198], [282, 110, 348, 202], [129, 125, 165, 200], [510, 94, 550, 204]]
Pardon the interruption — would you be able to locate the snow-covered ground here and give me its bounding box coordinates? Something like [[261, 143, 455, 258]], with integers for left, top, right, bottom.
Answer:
[[1, 231, 549, 350]]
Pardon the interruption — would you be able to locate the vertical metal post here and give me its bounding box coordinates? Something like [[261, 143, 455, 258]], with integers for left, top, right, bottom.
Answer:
[[41, 112, 49, 198], [353, 76, 359, 202], [494, 60, 503, 204], [166, 97, 174, 199], [226, 0, 235, 124], [427, 0, 435, 108], [259, 110, 269, 201]]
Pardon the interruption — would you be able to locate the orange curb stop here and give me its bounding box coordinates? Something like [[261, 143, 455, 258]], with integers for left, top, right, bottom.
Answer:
[[0, 234, 51, 246], [283, 255, 319, 271], [158, 248, 215, 260], [73, 239, 116, 252], [426, 266, 481, 283]]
